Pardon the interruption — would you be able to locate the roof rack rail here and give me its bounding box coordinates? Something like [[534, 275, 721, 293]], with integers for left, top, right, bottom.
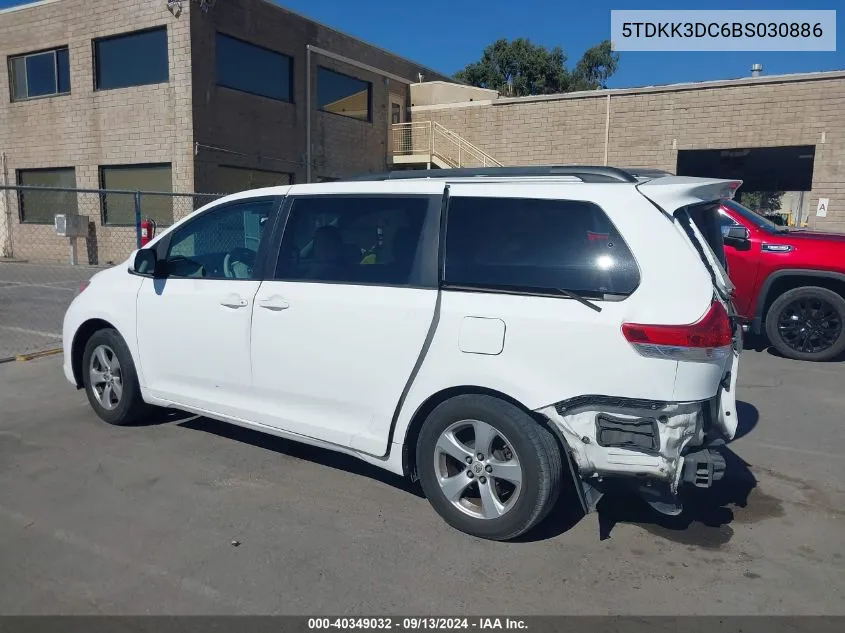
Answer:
[[622, 167, 675, 180], [345, 166, 640, 184]]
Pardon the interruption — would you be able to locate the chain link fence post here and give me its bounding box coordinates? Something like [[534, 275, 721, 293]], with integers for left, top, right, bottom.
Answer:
[[134, 191, 143, 249], [0, 184, 222, 361]]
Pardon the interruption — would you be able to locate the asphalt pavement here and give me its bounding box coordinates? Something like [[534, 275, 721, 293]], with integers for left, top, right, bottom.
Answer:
[[0, 349, 843, 614], [0, 262, 101, 360]]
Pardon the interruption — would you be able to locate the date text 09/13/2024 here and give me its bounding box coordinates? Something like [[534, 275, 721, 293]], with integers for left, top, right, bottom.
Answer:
[[307, 618, 528, 630]]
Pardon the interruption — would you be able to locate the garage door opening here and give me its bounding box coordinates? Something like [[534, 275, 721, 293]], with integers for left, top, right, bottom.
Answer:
[[676, 145, 815, 225]]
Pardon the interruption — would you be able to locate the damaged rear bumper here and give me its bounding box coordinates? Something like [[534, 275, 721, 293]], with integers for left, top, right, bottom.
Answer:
[[537, 394, 729, 515]]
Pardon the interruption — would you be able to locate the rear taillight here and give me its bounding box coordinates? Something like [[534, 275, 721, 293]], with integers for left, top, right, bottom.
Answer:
[[622, 301, 733, 362], [78, 281, 91, 294]]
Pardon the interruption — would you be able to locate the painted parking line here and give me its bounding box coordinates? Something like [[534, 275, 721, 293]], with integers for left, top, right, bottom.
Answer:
[[0, 282, 76, 292], [0, 326, 62, 339]]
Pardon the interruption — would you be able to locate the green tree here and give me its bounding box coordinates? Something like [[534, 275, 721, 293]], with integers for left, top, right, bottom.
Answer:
[[571, 40, 620, 90], [739, 191, 784, 213], [454, 38, 619, 97]]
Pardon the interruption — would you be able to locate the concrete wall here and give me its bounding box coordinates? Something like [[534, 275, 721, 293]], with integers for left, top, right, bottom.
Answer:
[[0, 0, 194, 263], [409, 81, 498, 107], [190, 0, 450, 191], [412, 72, 845, 232]]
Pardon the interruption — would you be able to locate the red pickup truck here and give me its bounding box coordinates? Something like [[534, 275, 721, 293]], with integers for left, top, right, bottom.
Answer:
[[719, 199, 845, 361]]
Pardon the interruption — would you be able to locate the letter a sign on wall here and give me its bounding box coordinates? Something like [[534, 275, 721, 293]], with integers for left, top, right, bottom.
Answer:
[[816, 198, 829, 218]]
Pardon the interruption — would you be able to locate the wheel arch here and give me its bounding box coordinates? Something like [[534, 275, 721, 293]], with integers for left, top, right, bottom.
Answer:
[[70, 318, 118, 388], [753, 269, 845, 333], [398, 385, 567, 482]]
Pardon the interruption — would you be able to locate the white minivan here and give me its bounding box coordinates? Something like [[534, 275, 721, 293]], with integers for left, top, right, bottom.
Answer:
[[63, 166, 741, 541]]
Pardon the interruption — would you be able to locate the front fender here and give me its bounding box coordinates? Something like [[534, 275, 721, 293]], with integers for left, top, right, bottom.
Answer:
[[62, 266, 144, 387], [753, 269, 845, 333]]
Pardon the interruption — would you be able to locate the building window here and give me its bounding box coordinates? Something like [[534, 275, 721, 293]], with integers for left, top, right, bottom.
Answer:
[[317, 67, 371, 122], [94, 27, 169, 91], [217, 165, 292, 194], [215, 33, 292, 102], [17, 168, 77, 224], [9, 47, 70, 101], [100, 164, 172, 226]]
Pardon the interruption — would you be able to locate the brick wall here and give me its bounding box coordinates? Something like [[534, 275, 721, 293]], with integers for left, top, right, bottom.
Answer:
[[412, 73, 845, 232], [190, 0, 450, 191], [0, 0, 194, 263]]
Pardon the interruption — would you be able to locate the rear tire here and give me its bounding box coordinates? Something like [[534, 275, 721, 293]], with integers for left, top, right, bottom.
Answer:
[[765, 286, 845, 362], [416, 394, 562, 541], [81, 328, 149, 425]]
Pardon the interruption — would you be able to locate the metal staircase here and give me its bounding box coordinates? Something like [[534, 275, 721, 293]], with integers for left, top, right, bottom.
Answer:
[[390, 121, 502, 169]]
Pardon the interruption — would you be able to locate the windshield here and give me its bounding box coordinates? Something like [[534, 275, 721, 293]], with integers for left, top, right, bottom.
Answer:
[[723, 199, 785, 232]]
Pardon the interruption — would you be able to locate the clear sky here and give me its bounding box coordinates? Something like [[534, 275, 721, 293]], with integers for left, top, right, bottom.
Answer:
[[1, 0, 842, 88]]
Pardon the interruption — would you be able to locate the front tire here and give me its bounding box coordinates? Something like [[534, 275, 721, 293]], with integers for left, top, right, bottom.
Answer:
[[765, 286, 845, 361], [81, 328, 148, 425], [416, 394, 562, 541]]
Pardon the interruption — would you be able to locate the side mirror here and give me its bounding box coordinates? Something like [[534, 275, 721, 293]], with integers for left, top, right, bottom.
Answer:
[[133, 249, 161, 276], [723, 225, 750, 249]]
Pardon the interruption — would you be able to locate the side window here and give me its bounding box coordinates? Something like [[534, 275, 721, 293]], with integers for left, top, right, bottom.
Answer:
[[719, 211, 740, 237], [274, 196, 429, 286], [165, 199, 276, 279], [444, 196, 640, 297]]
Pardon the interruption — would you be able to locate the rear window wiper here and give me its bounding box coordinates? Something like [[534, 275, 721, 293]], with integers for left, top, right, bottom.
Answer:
[[554, 288, 602, 313], [440, 282, 603, 313]]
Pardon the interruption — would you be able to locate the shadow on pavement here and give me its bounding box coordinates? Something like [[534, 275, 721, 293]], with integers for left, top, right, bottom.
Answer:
[[584, 399, 762, 547], [765, 346, 845, 363], [745, 332, 845, 362], [135, 408, 197, 426], [164, 399, 765, 544], [734, 399, 759, 440], [512, 475, 586, 543], [595, 447, 758, 549], [177, 416, 424, 498]]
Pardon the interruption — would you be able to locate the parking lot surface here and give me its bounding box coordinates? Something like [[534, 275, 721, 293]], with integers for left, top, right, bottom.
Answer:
[[0, 349, 843, 614], [0, 262, 102, 360]]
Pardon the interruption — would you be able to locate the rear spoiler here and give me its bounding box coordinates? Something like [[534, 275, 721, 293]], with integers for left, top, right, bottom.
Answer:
[[637, 177, 739, 302], [636, 177, 742, 213]]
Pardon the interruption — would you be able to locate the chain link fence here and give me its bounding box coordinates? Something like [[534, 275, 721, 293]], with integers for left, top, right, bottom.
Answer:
[[0, 185, 221, 361]]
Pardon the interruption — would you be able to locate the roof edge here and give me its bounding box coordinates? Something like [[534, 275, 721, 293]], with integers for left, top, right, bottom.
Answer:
[[493, 69, 845, 105], [257, 0, 450, 82], [0, 0, 63, 16]]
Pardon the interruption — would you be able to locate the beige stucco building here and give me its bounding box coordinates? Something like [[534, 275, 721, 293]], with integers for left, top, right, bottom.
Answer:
[[1, 0, 843, 264], [406, 71, 845, 233], [0, 0, 447, 262]]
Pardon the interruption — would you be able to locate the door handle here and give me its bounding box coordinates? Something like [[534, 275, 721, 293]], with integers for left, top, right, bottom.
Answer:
[[258, 296, 290, 311], [219, 293, 248, 309]]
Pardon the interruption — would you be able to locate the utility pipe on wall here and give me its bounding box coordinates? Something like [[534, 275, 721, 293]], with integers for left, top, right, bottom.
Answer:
[[603, 93, 611, 166], [0, 152, 12, 258], [306, 46, 312, 183]]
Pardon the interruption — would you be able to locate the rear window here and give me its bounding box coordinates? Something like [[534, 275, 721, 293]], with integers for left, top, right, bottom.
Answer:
[[674, 202, 732, 295], [443, 196, 640, 297], [683, 202, 727, 268]]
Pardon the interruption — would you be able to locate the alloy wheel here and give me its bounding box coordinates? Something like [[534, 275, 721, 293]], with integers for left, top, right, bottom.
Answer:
[[89, 344, 123, 410], [433, 419, 523, 520]]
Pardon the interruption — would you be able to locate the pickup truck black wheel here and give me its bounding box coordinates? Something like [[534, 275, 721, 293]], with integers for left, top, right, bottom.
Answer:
[[416, 394, 562, 541], [766, 286, 845, 361]]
